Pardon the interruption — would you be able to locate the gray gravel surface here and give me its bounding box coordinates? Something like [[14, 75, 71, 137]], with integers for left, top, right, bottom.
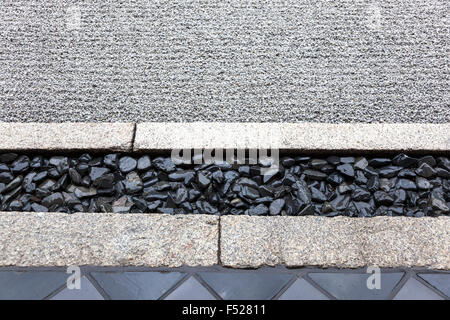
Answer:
[[0, 0, 449, 123]]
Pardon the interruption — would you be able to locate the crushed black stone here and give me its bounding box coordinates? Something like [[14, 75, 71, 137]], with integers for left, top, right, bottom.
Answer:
[[0, 153, 449, 217]]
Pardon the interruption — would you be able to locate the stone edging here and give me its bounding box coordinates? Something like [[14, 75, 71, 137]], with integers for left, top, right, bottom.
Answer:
[[0, 122, 449, 152], [134, 122, 450, 152], [0, 212, 448, 269], [0, 123, 135, 152]]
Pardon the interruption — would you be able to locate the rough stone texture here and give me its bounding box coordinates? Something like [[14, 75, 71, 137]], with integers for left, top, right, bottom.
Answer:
[[0, 1, 448, 124], [0, 212, 218, 267], [220, 216, 450, 269], [0, 123, 134, 152], [134, 123, 450, 151]]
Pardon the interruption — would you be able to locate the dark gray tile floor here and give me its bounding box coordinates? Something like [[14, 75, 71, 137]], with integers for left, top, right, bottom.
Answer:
[[0, 267, 448, 300]]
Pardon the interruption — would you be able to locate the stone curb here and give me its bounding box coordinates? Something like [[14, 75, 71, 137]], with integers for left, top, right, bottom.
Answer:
[[0, 123, 135, 152], [0, 212, 448, 269], [134, 122, 450, 151], [0, 212, 219, 267], [220, 216, 450, 269]]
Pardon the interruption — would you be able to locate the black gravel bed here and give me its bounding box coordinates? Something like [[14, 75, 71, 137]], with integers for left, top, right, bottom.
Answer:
[[0, 153, 449, 217]]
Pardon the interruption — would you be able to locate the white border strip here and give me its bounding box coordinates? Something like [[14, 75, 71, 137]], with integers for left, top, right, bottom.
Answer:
[[135, 123, 450, 151]]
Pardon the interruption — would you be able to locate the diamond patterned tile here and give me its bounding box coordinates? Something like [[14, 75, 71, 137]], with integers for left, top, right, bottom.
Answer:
[[91, 271, 185, 300], [309, 272, 404, 300], [198, 272, 292, 300], [418, 273, 450, 298], [394, 278, 444, 300], [278, 278, 329, 300], [0, 271, 67, 300], [164, 277, 216, 300], [51, 276, 104, 300]]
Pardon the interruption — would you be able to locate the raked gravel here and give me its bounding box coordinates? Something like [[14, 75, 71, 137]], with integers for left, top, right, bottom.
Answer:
[[0, 0, 448, 123]]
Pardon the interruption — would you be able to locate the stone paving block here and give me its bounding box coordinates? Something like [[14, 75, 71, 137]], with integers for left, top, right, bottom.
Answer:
[[0, 271, 67, 300], [164, 277, 216, 300], [308, 272, 404, 300], [134, 123, 450, 151], [91, 272, 184, 300], [220, 216, 450, 269], [417, 274, 450, 298], [0, 123, 134, 151], [51, 276, 104, 300], [394, 278, 444, 300], [198, 272, 293, 300], [0, 212, 219, 267], [278, 278, 329, 300]]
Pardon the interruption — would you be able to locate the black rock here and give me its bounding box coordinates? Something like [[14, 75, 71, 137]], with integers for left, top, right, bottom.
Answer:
[[3, 176, 23, 193], [104, 154, 119, 169], [292, 180, 312, 205], [310, 187, 327, 202], [212, 170, 224, 184], [353, 201, 375, 217], [354, 157, 368, 170], [415, 163, 436, 178], [418, 155, 436, 167], [240, 186, 260, 200], [254, 196, 274, 204], [30, 156, 43, 169], [354, 171, 368, 185], [340, 157, 355, 164], [112, 196, 134, 213], [378, 166, 402, 178], [0, 153, 18, 163], [396, 179, 417, 190], [123, 172, 143, 194], [330, 194, 350, 211], [374, 191, 394, 206], [171, 187, 188, 205], [338, 182, 352, 194], [0, 172, 14, 184], [89, 167, 110, 182], [197, 171, 212, 189], [392, 153, 417, 167], [368, 158, 391, 167], [415, 177, 431, 190], [137, 156, 152, 171], [304, 169, 327, 181], [41, 192, 64, 208], [437, 157, 450, 171], [74, 187, 97, 199], [352, 187, 371, 201], [310, 159, 328, 170], [68, 168, 82, 185], [326, 172, 344, 186], [398, 169, 416, 179], [326, 156, 340, 165], [11, 156, 30, 174], [435, 168, 450, 179], [31, 203, 48, 212], [281, 157, 295, 167], [430, 191, 449, 213], [144, 191, 168, 201], [269, 199, 285, 215], [196, 200, 218, 214], [284, 196, 302, 215], [393, 189, 406, 204], [246, 204, 269, 216], [336, 164, 354, 178], [119, 156, 137, 173], [153, 157, 176, 173], [76, 163, 89, 176]]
